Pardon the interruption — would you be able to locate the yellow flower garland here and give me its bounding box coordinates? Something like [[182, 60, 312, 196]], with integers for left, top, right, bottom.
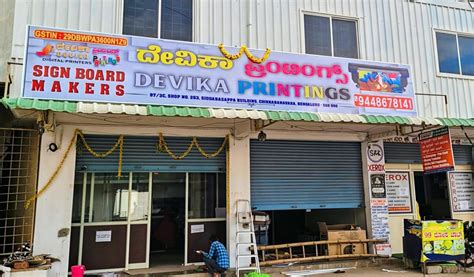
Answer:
[[218, 43, 245, 60], [25, 129, 124, 209], [25, 131, 228, 209], [157, 133, 195, 160], [218, 43, 271, 64], [157, 133, 229, 160], [194, 135, 229, 158], [244, 47, 271, 64]]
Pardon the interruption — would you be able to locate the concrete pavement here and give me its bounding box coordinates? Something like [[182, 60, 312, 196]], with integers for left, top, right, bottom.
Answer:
[[267, 265, 474, 277]]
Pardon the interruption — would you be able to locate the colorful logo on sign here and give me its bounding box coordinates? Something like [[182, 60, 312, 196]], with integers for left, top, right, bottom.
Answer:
[[92, 48, 120, 67], [36, 44, 54, 57], [368, 144, 384, 163], [358, 71, 402, 93]]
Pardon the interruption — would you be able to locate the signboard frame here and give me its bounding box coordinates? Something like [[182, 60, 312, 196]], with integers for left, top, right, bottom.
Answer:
[[21, 25, 417, 116], [448, 171, 474, 213], [418, 127, 455, 174], [385, 171, 413, 214]]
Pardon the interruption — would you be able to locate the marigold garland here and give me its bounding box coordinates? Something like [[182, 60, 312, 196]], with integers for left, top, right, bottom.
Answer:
[[157, 133, 229, 160], [218, 43, 270, 64], [25, 130, 124, 209], [244, 47, 271, 64], [25, 131, 228, 209], [218, 43, 245, 60]]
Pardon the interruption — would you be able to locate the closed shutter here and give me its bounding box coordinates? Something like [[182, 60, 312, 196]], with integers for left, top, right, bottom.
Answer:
[[384, 143, 472, 165], [76, 135, 226, 172], [250, 140, 364, 211]]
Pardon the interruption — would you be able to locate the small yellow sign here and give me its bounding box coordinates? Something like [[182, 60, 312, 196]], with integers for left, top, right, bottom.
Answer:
[[421, 221, 464, 261]]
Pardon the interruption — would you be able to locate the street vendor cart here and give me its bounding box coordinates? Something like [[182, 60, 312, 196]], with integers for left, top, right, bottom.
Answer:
[[403, 219, 465, 275]]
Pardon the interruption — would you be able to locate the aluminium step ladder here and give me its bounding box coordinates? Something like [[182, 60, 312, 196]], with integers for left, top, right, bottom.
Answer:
[[235, 199, 261, 276]]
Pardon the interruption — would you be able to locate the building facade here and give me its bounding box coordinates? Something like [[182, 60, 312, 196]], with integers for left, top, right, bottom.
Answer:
[[1, 0, 473, 275]]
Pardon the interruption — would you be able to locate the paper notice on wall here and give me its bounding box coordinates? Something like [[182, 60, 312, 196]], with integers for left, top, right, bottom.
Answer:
[[191, 224, 205, 234], [95, 230, 112, 242], [386, 172, 412, 213], [449, 172, 474, 212], [367, 141, 391, 256], [370, 199, 390, 238]]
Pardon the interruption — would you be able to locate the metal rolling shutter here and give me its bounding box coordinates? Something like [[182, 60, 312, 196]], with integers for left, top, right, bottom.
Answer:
[[250, 140, 364, 211], [384, 143, 472, 165], [76, 135, 226, 173]]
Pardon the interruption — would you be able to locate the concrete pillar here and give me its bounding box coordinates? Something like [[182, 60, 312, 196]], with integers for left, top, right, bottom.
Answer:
[[361, 140, 391, 256], [33, 126, 76, 275], [227, 125, 252, 268]]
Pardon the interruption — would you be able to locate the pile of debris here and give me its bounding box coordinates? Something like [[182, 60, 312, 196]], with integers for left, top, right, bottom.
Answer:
[[1, 242, 59, 270]]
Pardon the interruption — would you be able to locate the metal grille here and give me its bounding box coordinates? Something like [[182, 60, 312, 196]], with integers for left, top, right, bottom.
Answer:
[[0, 128, 39, 256]]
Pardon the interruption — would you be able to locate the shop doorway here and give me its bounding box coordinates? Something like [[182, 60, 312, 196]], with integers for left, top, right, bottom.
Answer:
[[414, 172, 451, 220], [70, 171, 227, 273], [150, 173, 186, 267]]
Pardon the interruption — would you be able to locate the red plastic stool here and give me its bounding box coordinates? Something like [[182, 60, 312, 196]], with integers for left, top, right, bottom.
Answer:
[[71, 265, 85, 277]]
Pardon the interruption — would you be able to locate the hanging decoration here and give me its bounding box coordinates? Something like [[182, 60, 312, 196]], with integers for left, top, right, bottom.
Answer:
[[157, 133, 229, 160], [218, 43, 245, 60], [25, 129, 124, 209], [25, 131, 228, 209], [218, 43, 271, 64], [244, 47, 271, 64], [77, 131, 124, 177]]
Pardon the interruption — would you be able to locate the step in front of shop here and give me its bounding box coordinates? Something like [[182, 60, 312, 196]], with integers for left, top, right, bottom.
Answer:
[[260, 257, 403, 276], [121, 258, 402, 276]]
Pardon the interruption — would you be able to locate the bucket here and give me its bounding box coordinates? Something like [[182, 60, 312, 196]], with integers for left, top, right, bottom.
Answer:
[[71, 265, 85, 277]]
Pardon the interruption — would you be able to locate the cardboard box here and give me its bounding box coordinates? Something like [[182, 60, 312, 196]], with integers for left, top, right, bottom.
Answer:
[[324, 224, 367, 256]]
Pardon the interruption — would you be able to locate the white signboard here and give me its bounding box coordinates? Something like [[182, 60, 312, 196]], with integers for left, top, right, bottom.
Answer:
[[22, 26, 416, 116], [366, 141, 391, 256], [95, 230, 112, 242], [386, 172, 412, 213], [190, 224, 205, 234], [449, 172, 474, 212]]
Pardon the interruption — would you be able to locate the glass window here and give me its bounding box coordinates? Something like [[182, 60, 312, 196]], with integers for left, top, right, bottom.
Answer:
[[332, 19, 358, 59], [188, 173, 226, 219], [217, 173, 226, 209], [436, 32, 461, 74], [92, 173, 130, 222], [130, 173, 149, 221], [189, 173, 216, 219], [161, 0, 193, 41], [304, 15, 358, 58], [304, 15, 331, 56], [72, 173, 84, 223], [123, 0, 159, 38], [458, 36, 474, 76], [72, 173, 91, 223]]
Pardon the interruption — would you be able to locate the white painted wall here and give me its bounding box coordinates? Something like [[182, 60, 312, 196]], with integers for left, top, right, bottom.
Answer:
[[33, 126, 77, 276], [5, 0, 474, 117]]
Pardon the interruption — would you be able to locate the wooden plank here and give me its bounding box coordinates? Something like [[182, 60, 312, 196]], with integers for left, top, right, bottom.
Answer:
[[258, 239, 386, 251], [13, 261, 29, 270], [259, 254, 379, 266]]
